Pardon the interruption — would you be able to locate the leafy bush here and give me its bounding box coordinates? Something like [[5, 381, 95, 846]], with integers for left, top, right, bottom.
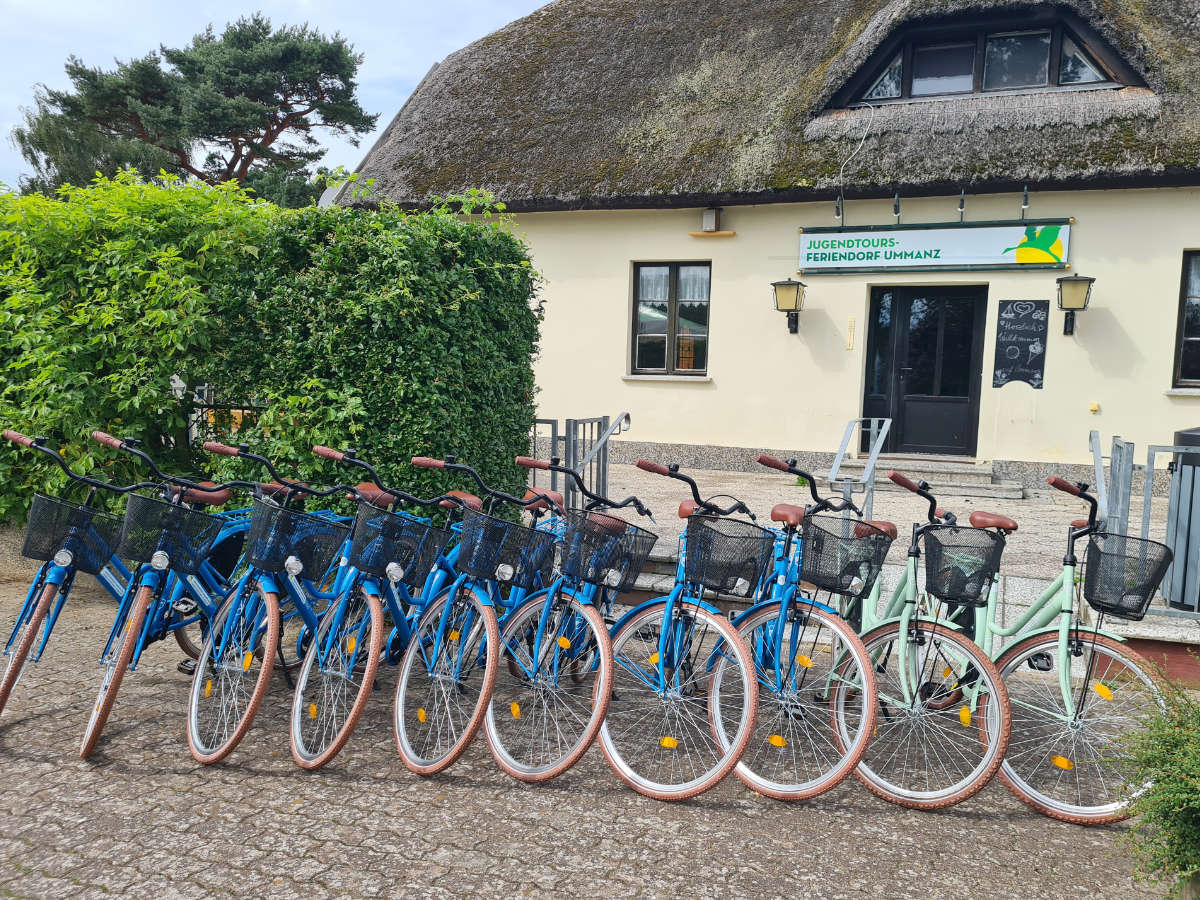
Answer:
[[0, 173, 265, 518], [0, 176, 541, 520], [1127, 679, 1200, 894]]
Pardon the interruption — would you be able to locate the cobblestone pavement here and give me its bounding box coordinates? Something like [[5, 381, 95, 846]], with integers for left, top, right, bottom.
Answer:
[[0, 584, 1160, 899]]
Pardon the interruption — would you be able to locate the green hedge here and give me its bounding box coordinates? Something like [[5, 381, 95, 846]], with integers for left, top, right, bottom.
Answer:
[[0, 174, 541, 520]]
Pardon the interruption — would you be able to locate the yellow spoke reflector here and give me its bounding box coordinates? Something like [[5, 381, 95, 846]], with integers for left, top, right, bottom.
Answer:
[[660, 736, 678, 749], [308, 703, 318, 719], [204, 679, 212, 699], [242, 652, 254, 671], [510, 702, 521, 719], [347, 636, 356, 654], [417, 707, 427, 724], [1051, 755, 1075, 771], [768, 734, 787, 748], [796, 655, 813, 669], [958, 706, 972, 727], [943, 666, 953, 678], [557, 636, 571, 650], [1094, 683, 1114, 701], [449, 630, 460, 642], [648, 652, 659, 665]]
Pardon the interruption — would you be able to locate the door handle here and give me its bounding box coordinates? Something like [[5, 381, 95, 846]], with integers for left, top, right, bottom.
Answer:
[[899, 367, 912, 380]]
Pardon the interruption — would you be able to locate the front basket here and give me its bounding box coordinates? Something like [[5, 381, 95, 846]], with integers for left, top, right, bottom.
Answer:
[[800, 514, 894, 599], [1083, 532, 1172, 622], [682, 515, 774, 598]]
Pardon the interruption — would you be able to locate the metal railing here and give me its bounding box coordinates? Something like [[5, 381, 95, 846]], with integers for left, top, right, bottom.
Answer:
[[1090, 429, 1200, 619], [528, 412, 631, 507], [829, 418, 892, 519], [187, 384, 262, 446]]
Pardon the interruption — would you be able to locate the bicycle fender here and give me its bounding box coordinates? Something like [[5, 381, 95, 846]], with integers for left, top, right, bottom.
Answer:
[[1007, 624, 1127, 646], [732, 597, 838, 626], [608, 595, 724, 635]]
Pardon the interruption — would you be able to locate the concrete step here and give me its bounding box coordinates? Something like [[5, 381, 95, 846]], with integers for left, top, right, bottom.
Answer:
[[826, 456, 996, 487]]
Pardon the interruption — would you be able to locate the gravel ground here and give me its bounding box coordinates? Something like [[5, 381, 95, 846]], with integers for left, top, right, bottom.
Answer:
[[0, 581, 1163, 899]]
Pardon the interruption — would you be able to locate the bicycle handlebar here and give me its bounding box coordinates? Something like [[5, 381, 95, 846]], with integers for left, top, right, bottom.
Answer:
[[754, 453, 826, 507], [93, 430, 252, 498], [515, 456, 652, 518], [202, 440, 240, 457], [3, 429, 34, 448], [1047, 476, 1099, 533], [412, 455, 558, 513], [307, 445, 463, 510], [888, 470, 942, 525], [90, 430, 123, 450], [313, 445, 346, 462], [636, 458, 755, 520], [1047, 476, 1082, 497]]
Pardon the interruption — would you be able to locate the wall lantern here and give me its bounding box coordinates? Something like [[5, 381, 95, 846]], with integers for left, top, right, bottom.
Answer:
[[772, 277, 806, 333], [1056, 273, 1095, 335]]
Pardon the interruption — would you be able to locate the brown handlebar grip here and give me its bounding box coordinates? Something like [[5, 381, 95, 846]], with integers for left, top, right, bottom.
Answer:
[[636, 459, 670, 476], [515, 456, 550, 470], [91, 430, 123, 450], [312, 445, 346, 462], [756, 454, 791, 473], [888, 470, 921, 493], [1047, 476, 1081, 496], [411, 456, 445, 470], [2, 430, 33, 448], [202, 441, 240, 457]]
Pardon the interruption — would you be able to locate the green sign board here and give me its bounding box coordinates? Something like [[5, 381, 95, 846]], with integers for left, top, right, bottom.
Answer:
[[799, 219, 1072, 274]]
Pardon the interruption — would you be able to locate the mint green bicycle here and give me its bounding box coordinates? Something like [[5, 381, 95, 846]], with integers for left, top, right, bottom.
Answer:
[[882, 472, 1171, 824]]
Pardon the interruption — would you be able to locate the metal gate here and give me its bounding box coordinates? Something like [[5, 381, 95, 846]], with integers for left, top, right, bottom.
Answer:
[[528, 413, 631, 508]]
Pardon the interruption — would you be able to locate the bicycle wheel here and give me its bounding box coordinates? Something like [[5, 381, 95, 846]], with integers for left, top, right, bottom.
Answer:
[[80, 585, 153, 759], [485, 591, 613, 782], [599, 600, 757, 801], [393, 584, 499, 775], [847, 619, 1010, 809], [290, 587, 384, 770], [994, 631, 1162, 824], [187, 583, 280, 765], [726, 602, 876, 800], [0, 581, 59, 718]]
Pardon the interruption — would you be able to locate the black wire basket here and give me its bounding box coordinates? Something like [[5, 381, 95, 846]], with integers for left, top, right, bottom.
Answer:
[[117, 492, 224, 575], [22, 493, 124, 576], [921, 525, 1006, 607], [245, 497, 350, 578], [349, 502, 453, 589], [1083, 532, 1173, 621], [682, 515, 775, 598], [457, 509, 556, 590], [801, 514, 894, 600], [558, 509, 658, 592]]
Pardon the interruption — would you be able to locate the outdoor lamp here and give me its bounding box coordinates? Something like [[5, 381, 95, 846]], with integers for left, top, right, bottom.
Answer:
[[1056, 274, 1095, 336], [772, 277, 806, 333]]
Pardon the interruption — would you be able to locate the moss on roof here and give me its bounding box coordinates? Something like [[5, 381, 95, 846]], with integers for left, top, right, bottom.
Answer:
[[339, 0, 1200, 210]]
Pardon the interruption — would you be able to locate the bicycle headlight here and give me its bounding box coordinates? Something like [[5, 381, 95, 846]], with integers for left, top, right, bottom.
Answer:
[[848, 576, 864, 595], [52, 549, 74, 568], [494, 563, 515, 582], [603, 569, 622, 588], [733, 577, 750, 595], [385, 561, 406, 583], [283, 555, 304, 577], [150, 550, 170, 571]]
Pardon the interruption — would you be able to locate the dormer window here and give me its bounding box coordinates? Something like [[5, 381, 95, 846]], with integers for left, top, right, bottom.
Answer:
[[842, 13, 1134, 106]]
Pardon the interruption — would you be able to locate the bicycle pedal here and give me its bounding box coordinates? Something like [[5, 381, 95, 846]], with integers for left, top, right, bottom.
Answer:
[[177, 658, 197, 675], [1026, 652, 1053, 672]]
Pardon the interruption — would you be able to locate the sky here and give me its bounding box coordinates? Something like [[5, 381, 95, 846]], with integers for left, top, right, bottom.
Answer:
[[0, 0, 548, 189]]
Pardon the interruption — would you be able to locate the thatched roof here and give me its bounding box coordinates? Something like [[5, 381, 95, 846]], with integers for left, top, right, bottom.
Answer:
[[334, 0, 1200, 210]]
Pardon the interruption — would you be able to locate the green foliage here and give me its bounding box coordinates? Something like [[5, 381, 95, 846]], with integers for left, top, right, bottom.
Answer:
[[0, 175, 541, 522], [1126, 678, 1200, 893], [18, 13, 376, 206], [11, 90, 178, 195], [200, 191, 542, 504]]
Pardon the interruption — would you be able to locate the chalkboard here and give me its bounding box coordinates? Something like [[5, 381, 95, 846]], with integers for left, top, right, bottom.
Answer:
[[993, 300, 1049, 389]]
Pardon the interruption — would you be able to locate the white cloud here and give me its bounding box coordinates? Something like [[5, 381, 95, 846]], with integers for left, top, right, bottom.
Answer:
[[0, 0, 546, 188]]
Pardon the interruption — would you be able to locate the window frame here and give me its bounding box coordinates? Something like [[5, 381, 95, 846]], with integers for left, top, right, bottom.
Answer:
[[832, 10, 1139, 108], [1173, 252, 1200, 388], [630, 261, 711, 376]]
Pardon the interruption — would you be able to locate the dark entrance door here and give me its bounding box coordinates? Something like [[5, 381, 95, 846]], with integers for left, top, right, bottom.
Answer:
[[862, 285, 987, 456]]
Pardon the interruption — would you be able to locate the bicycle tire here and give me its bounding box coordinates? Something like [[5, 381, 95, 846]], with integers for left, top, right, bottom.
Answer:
[[994, 631, 1162, 825], [393, 585, 499, 775], [599, 600, 757, 801], [80, 585, 153, 759], [0, 581, 58, 718], [484, 594, 613, 782], [847, 619, 1011, 809], [290, 588, 384, 770], [186, 585, 280, 765], [727, 602, 877, 801]]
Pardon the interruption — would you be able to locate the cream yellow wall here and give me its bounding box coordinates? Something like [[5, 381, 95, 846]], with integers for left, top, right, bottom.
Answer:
[[515, 187, 1200, 464]]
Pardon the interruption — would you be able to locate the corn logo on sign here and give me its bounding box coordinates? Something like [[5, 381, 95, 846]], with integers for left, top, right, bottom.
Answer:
[[800, 220, 1072, 274]]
